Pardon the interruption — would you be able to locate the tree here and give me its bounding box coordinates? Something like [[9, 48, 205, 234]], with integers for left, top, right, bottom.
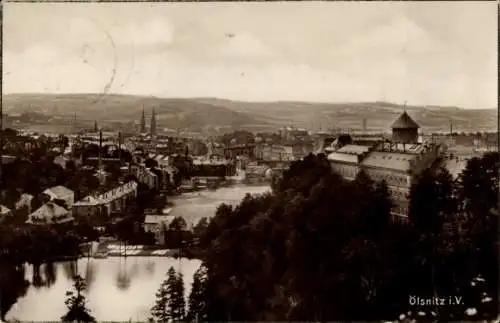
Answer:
[[61, 275, 96, 323], [150, 278, 169, 323], [408, 167, 452, 233], [459, 152, 499, 218], [150, 267, 185, 323], [193, 217, 209, 239], [187, 265, 208, 322], [165, 217, 189, 249], [164, 153, 499, 321], [171, 271, 186, 321]]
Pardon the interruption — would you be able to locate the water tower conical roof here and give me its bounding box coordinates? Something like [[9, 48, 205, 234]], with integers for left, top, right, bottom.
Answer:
[[391, 111, 420, 129]]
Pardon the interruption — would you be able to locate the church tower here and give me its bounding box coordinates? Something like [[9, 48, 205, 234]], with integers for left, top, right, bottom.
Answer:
[[150, 107, 157, 137], [140, 107, 146, 134]]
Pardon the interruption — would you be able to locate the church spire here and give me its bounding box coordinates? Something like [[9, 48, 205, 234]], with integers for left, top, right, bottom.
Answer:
[[140, 107, 146, 133], [150, 106, 157, 137]]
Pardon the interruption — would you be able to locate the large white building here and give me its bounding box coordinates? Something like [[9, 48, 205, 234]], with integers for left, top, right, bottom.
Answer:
[[42, 186, 75, 209], [327, 111, 442, 220]]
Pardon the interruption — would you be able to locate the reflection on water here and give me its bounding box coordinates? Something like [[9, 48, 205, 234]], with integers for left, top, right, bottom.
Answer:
[[84, 260, 97, 291], [29, 263, 59, 290], [145, 261, 156, 276], [0, 264, 30, 321], [44, 262, 57, 288], [6, 257, 201, 322], [116, 259, 132, 291], [62, 261, 78, 281]]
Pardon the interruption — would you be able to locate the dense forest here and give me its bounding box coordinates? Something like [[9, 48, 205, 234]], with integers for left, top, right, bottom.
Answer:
[[174, 152, 498, 321]]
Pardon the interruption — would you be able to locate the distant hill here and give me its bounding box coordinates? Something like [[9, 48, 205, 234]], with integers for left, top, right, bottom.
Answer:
[[3, 93, 497, 133], [2, 93, 271, 133], [193, 98, 498, 133]]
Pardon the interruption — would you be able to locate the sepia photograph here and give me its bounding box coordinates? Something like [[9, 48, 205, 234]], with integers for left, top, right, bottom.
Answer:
[[1, 1, 498, 322]]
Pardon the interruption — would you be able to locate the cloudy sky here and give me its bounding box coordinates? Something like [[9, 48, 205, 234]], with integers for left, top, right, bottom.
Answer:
[[3, 2, 497, 109]]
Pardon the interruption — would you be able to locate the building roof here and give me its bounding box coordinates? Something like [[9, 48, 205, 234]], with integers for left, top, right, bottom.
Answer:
[[391, 111, 420, 129], [144, 215, 175, 225], [43, 186, 74, 199], [75, 181, 137, 206], [0, 205, 11, 215], [15, 193, 34, 209], [378, 142, 425, 154], [361, 151, 416, 172], [74, 195, 103, 206], [327, 152, 360, 164], [27, 202, 72, 224], [337, 144, 371, 155], [99, 181, 138, 203]]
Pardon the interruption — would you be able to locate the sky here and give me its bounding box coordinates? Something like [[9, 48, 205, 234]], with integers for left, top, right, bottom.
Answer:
[[3, 1, 497, 109]]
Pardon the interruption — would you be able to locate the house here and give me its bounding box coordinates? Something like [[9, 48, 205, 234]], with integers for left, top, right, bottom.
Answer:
[[26, 202, 73, 225], [73, 181, 138, 218], [143, 215, 176, 245], [43, 186, 75, 209], [0, 205, 12, 222], [53, 155, 67, 169], [72, 195, 104, 218], [15, 193, 34, 214], [131, 164, 159, 189]]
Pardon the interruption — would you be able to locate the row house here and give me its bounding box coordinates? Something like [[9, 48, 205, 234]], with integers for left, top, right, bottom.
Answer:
[[72, 181, 138, 218]]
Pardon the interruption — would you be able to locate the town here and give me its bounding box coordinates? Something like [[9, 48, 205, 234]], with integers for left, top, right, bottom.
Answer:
[[2, 1, 498, 322], [1, 106, 497, 228]]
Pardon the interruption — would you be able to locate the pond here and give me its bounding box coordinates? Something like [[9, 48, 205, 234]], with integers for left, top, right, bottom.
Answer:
[[6, 184, 270, 321]]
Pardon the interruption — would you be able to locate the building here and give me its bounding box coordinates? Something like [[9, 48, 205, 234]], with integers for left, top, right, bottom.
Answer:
[[327, 111, 441, 220], [131, 164, 159, 190], [15, 193, 34, 214], [391, 111, 420, 144], [72, 181, 138, 218], [26, 202, 73, 225], [192, 158, 236, 177], [256, 144, 291, 161], [224, 144, 256, 160], [42, 186, 75, 209], [279, 127, 310, 142], [245, 163, 272, 182], [143, 214, 176, 245], [0, 205, 12, 222], [207, 142, 226, 158]]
